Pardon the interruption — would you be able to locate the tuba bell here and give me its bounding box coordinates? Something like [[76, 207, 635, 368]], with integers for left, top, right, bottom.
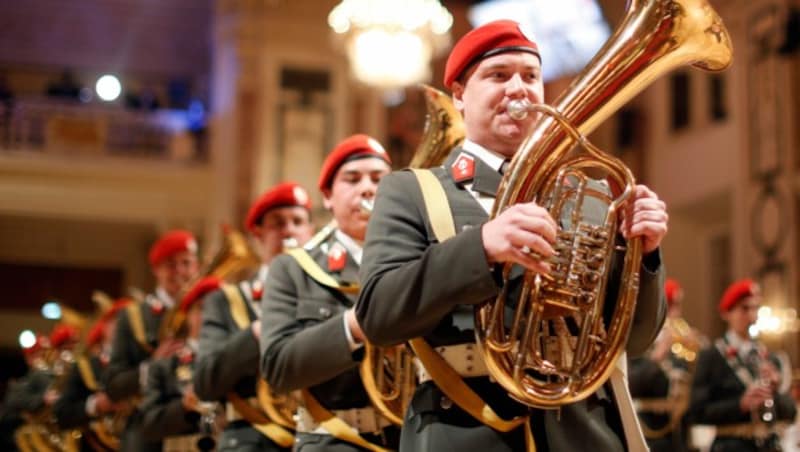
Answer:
[[474, 0, 733, 408]]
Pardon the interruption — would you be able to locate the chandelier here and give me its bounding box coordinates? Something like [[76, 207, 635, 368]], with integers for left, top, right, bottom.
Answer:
[[328, 0, 453, 89]]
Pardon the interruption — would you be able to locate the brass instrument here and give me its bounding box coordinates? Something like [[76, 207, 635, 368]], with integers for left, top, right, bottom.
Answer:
[[475, 0, 732, 408]]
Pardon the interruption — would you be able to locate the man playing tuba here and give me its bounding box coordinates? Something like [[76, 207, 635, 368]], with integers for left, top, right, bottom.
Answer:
[[356, 20, 669, 451], [260, 135, 400, 451], [193, 181, 314, 452]]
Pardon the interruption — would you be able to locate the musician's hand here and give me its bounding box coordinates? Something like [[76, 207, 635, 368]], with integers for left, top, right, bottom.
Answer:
[[649, 330, 672, 363], [345, 309, 365, 343], [152, 338, 184, 359], [482, 201, 558, 273], [182, 385, 199, 412], [760, 361, 781, 391], [43, 389, 59, 407], [94, 392, 116, 415], [740, 384, 773, 412], [251, 320, 261, 340], [619, 185, 668, 254]]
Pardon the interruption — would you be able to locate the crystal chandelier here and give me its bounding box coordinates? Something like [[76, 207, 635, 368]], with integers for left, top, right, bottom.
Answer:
[[328, 0, 453, 89]]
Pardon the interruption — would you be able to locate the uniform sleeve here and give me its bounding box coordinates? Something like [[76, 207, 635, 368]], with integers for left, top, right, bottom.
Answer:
[[259, 255, 358, 394], [357, 171, 500, 346], [53, 362, 92, 429], [194, 290, 260, 400], [104, 309, 145, 401], [139, 359, 196, 440], [625, 251, 667, 357]]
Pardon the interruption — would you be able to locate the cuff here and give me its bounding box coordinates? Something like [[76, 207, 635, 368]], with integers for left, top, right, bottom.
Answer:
[[85, 394, 98, 417], [139, 361, 149, 391], [342, 314, 364, 352]]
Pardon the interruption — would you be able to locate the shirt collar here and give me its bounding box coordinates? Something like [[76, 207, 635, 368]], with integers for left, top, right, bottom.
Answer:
[[257, 264, 268, 283], [461, 139, 506, 173], [334, 229, 363, 265], [155, 287, 175, 308], [725, 330, 755, 355]]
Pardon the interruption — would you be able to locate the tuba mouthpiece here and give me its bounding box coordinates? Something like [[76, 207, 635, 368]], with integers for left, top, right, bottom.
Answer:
[[507, 99, 532, 120]]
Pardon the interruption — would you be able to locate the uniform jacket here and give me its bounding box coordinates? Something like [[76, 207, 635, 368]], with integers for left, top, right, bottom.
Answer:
[[104, 296, 167, 401], [260, 232, 370, 410], [194, 281, 260, 402], [139, 351, 199, 440], [5, 369, 54, 414], [53, 355, 104, 429], [356, 148, 667, 450]]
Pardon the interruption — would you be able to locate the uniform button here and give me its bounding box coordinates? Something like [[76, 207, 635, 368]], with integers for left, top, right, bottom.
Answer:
[[440, 396, 453, 410], [319, 307, 331, 317], [462, 224, 473, 231]]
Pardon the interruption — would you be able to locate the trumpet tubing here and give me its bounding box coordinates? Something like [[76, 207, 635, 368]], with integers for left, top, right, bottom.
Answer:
[[475, 0, 732, 408]]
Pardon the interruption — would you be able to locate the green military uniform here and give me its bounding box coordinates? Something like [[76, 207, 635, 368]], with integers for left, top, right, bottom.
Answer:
[[194, 272, 290, 452], [260, 231, 400, 451], [139, 347, 204, 448], [104, 294, 169, 452], [689, 334, 796, 452], [357, 148, 666, 451]]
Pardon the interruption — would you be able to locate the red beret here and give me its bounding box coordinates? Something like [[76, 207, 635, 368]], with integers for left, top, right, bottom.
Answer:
[[148, 229, 198, 267], [664, 279, 683, 307], [179, 276, 222, 312], [50, 323, 80, 348], [444, 19, 540, 89], [87, 298, 132, 346], [245, 182, 312, 232], [719, 278, 760, 312], [318, 134, 391, 191]]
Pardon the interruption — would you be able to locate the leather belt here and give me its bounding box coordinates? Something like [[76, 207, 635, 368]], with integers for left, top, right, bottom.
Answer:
[[163, 433, 203, 452], [633, 397, 673, 413], [226, 397, 259, 423], [295, 405, 391, 434], [715, 422, 789, 439], [416, 342, 489, 383]]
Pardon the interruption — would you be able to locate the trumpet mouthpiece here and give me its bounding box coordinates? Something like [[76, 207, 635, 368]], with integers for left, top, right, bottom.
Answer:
[[507, 99, 532, 120]]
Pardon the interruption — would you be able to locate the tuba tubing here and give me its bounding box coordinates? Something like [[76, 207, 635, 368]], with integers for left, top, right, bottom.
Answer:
[[475, 0, 732, 408]]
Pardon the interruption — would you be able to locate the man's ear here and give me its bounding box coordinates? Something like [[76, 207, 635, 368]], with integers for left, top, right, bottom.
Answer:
[[321, 188, 333, 210], [451, 81, 465, 112]]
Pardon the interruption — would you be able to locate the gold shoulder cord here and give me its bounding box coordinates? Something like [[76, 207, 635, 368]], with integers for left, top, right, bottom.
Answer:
[[410, 168, 536, 451], [125, 303, 153, 354], [221, 283, 295, 448]]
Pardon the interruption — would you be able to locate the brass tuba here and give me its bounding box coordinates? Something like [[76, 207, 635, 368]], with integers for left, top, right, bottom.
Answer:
[[475, 0, 732, 408]]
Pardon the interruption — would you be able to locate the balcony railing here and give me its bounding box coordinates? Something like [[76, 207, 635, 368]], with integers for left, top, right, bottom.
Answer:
[[0, 98, 207, 162]]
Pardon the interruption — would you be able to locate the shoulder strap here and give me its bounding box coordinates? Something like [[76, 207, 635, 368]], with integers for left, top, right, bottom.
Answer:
[[285, 248, 359, 294], [125, 303, 153, 353], [410, 168, 456, 242], [221, 284, 251, 330], [76, 356, 99, 392]]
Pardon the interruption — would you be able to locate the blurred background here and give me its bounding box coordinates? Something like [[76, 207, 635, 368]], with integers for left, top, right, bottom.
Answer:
[[0, 0, 797, 395]]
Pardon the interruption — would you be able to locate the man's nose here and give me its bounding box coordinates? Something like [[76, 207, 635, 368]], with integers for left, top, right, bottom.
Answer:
[[506, 74, 525, 97]]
